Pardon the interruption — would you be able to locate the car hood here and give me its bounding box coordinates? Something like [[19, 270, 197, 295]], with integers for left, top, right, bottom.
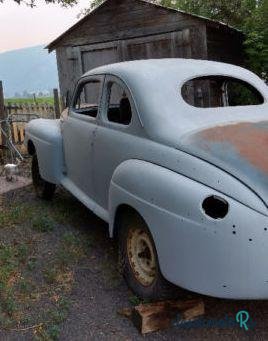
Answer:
[[179, 120, 268, 208]]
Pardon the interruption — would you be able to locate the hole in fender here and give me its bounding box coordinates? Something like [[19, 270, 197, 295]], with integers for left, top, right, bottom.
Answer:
[[202, 195, 229, 220]]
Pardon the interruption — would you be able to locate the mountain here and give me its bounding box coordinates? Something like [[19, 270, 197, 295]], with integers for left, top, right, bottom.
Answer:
[[0, 45, 58, 98]]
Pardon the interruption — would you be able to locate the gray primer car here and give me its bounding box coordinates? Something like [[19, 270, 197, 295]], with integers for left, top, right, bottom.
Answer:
[[25, 59, 268, 300]]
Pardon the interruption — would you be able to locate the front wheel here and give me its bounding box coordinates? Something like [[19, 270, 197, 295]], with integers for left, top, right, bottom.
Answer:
[[118, 211, 181, 300], [32, 154, 56, 200]]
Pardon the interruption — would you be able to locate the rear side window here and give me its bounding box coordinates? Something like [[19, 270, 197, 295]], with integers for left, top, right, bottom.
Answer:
[[73, 80, 101, 117], [181, 76, 264, 108], [106, 82, 132, 125]]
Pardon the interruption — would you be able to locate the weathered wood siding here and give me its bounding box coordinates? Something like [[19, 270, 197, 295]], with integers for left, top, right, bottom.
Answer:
[[55, 0, 202, 48], [56, 25, 207, 99], [206, 25, 244, 65]]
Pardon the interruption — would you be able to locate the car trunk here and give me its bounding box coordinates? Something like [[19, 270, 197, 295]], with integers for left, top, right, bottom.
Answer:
[[180, 120, 268, 208]]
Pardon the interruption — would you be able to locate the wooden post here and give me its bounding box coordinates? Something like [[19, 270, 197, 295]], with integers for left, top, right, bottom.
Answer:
[[0, 81, 6, 146], [53, 88, 61, 119]]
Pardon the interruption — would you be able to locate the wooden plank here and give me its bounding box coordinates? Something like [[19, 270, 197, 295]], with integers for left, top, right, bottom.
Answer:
[[12, 123, 19, 143], [0, 81, 6, 147], [53, 88, 61, 119], [19, 126, 25, 143], [118, 298, 204, 335], [81, 44, 119, 73]]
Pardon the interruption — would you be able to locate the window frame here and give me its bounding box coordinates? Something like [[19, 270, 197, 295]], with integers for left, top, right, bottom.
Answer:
[[70, 75, 104, 122], [100, 75, 137, 130]]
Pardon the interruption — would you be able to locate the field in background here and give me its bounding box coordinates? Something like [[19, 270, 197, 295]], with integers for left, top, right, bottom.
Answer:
[[4, 97, 54, 105]]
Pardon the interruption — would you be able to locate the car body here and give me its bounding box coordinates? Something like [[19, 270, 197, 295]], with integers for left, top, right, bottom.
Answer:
[[25, 59, 268, 299]]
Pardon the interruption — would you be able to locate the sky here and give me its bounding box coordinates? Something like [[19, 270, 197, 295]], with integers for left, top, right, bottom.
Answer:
[[0, 0, 92, 53]]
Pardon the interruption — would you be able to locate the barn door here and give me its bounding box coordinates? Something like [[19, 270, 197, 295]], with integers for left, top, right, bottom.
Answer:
[[80, 42, 120, 74], [122, 29, 191, 61]]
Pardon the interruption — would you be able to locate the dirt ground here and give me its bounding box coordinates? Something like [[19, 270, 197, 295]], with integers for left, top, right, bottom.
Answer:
[[0, 176, 31, 195], [0, 182, 268, 340]]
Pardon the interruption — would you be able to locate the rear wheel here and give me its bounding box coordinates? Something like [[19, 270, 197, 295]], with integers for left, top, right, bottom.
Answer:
[[32, 154, 56, 200], [118, 210, 181, 300]]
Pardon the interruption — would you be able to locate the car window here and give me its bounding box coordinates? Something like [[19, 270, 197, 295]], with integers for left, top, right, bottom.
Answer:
[[181, 76, 264, 108], [106, 82, 132, 125], [73, 80, 101, 117]]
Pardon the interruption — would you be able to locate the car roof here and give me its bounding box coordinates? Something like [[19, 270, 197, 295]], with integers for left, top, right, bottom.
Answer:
[[83, 59, 268, 147], [83, 58, 258, 85]]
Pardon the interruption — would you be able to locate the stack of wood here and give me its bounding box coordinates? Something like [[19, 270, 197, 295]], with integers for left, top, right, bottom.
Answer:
[[118, 298, 205, 334]]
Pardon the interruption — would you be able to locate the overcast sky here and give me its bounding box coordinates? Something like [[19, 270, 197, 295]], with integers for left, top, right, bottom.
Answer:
[[0, 0, 92, 53]]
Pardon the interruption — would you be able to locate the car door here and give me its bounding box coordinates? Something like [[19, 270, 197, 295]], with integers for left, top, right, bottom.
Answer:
[[92, 75, 142, 211], [61, 75, 103, 200]]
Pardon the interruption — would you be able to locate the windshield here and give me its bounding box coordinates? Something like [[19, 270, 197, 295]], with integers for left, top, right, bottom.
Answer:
[[181, 76, 264, 108]]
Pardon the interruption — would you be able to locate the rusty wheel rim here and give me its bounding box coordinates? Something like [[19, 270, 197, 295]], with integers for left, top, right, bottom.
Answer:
[[127, 227, 157, 287]]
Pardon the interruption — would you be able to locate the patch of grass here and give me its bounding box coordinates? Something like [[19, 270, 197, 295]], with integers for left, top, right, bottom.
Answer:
[[129, 295, 142, 306], [34, 298, 70, 341], [4, 97, 54, 106], [27, 257, 37, 271], [43, 267, 58, 285], [0, 242, 31, 324], [32, 215, 55, 233], [0, 202, 43, 228], [17, 278, 36, 297], [128, 295, 152, 306], [56, 232, 85, 268], [0, 190, 92, 338], [0, 205, 25, 228]]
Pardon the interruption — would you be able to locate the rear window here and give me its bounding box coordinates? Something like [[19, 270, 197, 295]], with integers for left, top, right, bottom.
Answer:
[[181, 76, 264, 108]]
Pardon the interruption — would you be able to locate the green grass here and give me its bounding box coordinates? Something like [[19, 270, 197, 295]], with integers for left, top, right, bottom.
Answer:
[[4, 97, 54, 106], [0, 190, 91, 339]]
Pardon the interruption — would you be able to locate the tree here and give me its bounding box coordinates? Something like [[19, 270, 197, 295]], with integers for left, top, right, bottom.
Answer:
[[157, 1, 267, 78], [0, 0, 77, 6]]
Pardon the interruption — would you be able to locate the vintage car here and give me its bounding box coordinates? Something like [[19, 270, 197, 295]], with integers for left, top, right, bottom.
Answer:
[[25, 59, 268, 300]]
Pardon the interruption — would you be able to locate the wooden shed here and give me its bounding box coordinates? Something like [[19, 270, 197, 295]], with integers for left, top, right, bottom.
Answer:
[[47, 0, 244, 101]]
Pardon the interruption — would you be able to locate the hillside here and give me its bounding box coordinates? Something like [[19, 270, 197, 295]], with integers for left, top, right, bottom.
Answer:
[[0, 45, 58, 98]]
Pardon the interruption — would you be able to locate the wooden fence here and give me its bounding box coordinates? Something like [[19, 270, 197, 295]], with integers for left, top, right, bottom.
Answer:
[[0, 81, 62, 156], [5, 103, 55, 119], [0, 120, 29, 146]]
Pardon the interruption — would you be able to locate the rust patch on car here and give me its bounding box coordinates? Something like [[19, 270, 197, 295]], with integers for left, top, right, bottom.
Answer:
[[199, 121, 268, 174]]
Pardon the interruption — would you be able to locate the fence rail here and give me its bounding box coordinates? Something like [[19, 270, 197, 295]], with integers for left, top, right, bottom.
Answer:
[[5, 103, 55, 119], [0, 81, 61, 158]]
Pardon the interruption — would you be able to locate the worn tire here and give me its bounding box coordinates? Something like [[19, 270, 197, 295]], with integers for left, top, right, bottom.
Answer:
[[32, 154, 56, 200], [118, 210, 182, 300]]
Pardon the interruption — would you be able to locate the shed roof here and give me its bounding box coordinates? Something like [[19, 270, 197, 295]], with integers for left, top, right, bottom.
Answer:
[[47, 0, 241, 52]]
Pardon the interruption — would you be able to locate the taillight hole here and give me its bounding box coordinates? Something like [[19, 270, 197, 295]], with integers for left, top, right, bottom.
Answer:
[[202, 196, 229, 220]]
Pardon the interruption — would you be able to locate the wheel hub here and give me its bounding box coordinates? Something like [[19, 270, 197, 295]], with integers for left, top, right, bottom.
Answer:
[[127, 228, 157, 287]]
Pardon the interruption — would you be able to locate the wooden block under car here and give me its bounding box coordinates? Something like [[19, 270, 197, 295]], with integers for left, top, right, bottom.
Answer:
[[131, 299, 204, 334]]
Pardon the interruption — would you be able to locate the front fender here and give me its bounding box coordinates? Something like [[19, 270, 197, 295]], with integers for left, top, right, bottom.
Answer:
[[25, 119, 64, 184]]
